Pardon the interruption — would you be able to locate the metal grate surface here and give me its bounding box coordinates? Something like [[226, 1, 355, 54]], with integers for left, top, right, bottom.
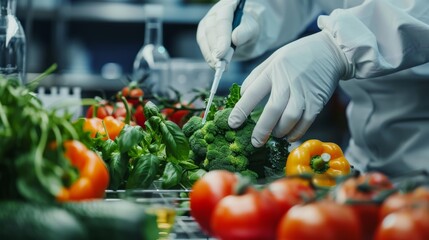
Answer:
[[105, 186, 215, 240]]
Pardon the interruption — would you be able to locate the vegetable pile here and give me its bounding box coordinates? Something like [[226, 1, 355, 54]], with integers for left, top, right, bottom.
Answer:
[[0, 71, 159, 240], [79, 82, 289, 190], [78, 80, 223, 190]]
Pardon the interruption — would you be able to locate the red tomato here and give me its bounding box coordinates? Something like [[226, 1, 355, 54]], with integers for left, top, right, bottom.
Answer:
[[261, 178, 316, 233], [120, 86, 144, 106], [190, 170, 238, 235], [379, 186, 429, 220], [211, 189, 274, 240], [133, 105, 146, 128], [161, 103, 192, 128], [375, 202, 429, 240], [112, 101, 128, 119], [277, 200, 362, 240], [86, 102, 113, 119], [333, 172, 394, 240]]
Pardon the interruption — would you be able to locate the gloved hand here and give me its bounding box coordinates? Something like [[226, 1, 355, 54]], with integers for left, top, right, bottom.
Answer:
[[228, 31, 354, 147], [196, 0, 261, 68]]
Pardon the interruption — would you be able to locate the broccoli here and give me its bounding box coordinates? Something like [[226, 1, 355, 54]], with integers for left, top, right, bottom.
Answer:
[[227, 155, 249, 171], [204, 157, 236, 172], [183, 107, 259, 174], [213, 108, 233, 131], [182, 116, 203, 138], [204, 133, 215, 144], [234, 121, 257, 154], [181, 83, 290, 180], [188, 129, 207, 162], [225, 131, 236, 143], [201, 121, 219, 136]]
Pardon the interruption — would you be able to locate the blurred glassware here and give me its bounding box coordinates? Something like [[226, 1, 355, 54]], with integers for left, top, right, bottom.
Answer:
[[169, 58, 212, 106], [101, 62, 123, 80], [0, 0, 26, 84], [133, 4, 172, 98]]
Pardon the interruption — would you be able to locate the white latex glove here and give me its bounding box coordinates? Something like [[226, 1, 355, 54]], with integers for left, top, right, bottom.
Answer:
[[228, 31, 354, 147], [196, 0, 260, 68]]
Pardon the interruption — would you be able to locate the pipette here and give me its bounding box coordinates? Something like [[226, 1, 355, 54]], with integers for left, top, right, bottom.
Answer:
[[201, 0, 246, 125]]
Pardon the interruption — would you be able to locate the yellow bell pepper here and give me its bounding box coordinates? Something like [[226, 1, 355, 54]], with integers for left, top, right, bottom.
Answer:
[[286, 139, 351, 187]]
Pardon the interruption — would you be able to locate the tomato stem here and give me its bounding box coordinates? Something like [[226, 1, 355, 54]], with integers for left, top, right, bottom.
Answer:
[[120, 96, 131, 125], [233, 174, 253, 195]]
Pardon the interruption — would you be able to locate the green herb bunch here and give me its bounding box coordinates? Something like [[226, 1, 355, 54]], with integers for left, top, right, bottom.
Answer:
[[0, 66, 81, 203]]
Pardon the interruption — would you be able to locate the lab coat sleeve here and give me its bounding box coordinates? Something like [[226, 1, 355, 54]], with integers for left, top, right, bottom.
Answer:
[[318, 0, 429, 79], [234, 0, 323, 60]]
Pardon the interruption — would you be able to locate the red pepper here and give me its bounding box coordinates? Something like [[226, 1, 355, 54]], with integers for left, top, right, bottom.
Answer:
[[57, 140, 109, 201]]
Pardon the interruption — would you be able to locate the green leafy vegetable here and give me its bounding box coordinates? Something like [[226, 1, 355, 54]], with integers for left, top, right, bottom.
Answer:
[[126, 154, 160, 189], [0, 65, 88, 203]]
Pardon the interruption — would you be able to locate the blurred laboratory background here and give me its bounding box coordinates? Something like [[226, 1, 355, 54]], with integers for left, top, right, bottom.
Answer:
[[15, 0, 350, 147]]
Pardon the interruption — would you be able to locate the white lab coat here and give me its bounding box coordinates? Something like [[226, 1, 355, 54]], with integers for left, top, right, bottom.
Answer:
[[235, 0, 429, 176]]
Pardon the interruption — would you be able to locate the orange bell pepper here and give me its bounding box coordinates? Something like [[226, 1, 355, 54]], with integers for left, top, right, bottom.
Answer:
[[83, 116, 125, 140], [286, 139, 351, 187], [57, 140, 109, 201]]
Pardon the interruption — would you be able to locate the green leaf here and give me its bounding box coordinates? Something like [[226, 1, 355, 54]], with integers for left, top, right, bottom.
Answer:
[[206, 102, 218, 122], [144, 101, 161, 119], [101, 139, 118, 161], [118, 125, 144, 154], [108, 152, 128, 190], [72, 118, 94, 147], [179, 160, 199, 170], [187, 168, 207, 184], [147, 116, 162, 132], [160, 121, 190, 161], [161, 162, 183, 189], [126, 154, 160, 189], [25, 63, 58, 91], [225, 83, 241, 108], [180, 168, 207, 189]]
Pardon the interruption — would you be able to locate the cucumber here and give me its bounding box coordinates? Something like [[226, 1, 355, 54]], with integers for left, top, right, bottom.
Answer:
[[0, 201, 88, 240], [61, 200, 159, 240]]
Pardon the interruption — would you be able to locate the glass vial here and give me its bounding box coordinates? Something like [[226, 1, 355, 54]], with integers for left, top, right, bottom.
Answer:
[[133, 4, 171, 99], [0, 0, 26, 84]]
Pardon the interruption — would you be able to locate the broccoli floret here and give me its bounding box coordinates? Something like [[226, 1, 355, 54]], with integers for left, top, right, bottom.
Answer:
[[213, 108, 233, 131], [201, 121, 219, 136], [204, 133, 215, 144], [206, 146, 231, 162], [227, 155, 249, 171], [206, 149, 219, 161], [225, 131, 236, 143], [188, 130, 207, 160], [229, 142, 241, 154], [205, 159, 236, 172], [182, 116, 203, 138], [211, 137, 230, 149], [234, 122, 257, 154]]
